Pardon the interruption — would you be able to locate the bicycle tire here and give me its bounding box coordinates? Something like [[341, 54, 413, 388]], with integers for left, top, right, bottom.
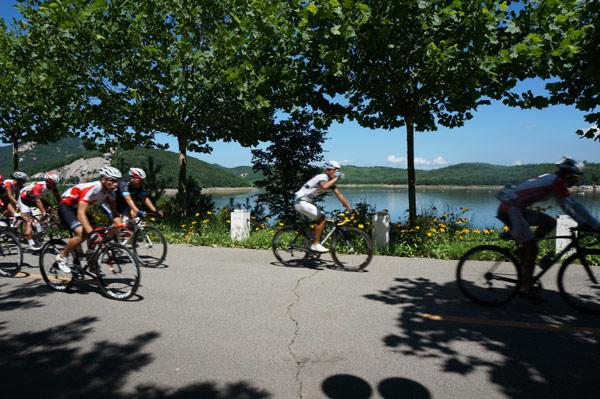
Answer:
[[38, 239, 73, 291], [330, 227, 373, 271], [557, 248, 600, 315], [0, 230, 23, 277], [95, 243, 140, 300], [272, 226, 310, 266], [132, 225, 168, 267], [456, 245, 521, 306]]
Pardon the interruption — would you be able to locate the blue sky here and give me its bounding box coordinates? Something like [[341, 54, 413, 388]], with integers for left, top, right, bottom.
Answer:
[[3, 1, 599, 168]]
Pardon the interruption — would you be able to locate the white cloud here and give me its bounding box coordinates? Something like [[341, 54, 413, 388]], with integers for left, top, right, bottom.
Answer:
[[387, 155, 405, 164], [339, 159, 352, 165], [513, 160, 524, 165], [387, 155, 448, 167], [524, 123, 537, 129]]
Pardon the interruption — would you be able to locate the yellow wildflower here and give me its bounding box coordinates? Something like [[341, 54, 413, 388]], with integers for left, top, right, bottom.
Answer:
[[358, 224, 365, 229], [181, 224, 186, 228], [207, 211, 212, 215], [195, 212, 200, 217], [439, 228, 446, 233], [426, 232, 432, 237]]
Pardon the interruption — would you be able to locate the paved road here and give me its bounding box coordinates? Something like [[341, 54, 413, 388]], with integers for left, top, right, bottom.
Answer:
[[2, 245, 600, 399]]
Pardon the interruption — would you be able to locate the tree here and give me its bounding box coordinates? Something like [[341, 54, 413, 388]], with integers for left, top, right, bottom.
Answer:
[[506, 1, 599, 141], [0, 18, 72, 171], [336, 0, 520, 225], [19, 0, 286, 213], [251, 112, 325, 223]]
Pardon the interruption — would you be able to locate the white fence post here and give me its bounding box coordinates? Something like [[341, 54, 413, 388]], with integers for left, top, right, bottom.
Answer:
[[556, 214, 577, 254], [372, 211, 390, 249], [230, 209, 251, 241]]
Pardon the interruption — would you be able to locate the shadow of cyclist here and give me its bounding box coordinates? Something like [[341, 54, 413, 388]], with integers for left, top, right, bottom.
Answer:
[[364, 277, 600, 398]]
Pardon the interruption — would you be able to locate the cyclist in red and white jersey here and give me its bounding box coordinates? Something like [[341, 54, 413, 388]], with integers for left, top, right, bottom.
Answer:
[[496, 156, 600, 302], [0, 171, 29, 218], [294, 160, 353, 253], [55, 166, 123, 273], [18, 172, 61, 250]]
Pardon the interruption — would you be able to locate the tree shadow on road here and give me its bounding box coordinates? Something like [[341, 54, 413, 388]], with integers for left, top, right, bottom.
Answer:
[[321, 374, 431, 399], [0, 281, 51, 312], [364, 277, 600, 398], [0, 317, 270, 399]]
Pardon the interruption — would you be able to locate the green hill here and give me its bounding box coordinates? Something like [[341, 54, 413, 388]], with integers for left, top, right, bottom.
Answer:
[[0, 137, 101, 175], [112, 148, 251, 188]]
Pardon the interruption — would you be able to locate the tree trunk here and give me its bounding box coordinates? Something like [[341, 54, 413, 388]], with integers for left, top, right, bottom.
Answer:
[[177, 134, 188, 216], [406, 118, 417, 225], [11, 131, 19, 172]]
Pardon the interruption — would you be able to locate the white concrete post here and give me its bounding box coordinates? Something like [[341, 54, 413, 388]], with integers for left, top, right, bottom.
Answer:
[[372, 211, 390, 249], [556, 214, 578, 253], [230, 209, 251, 241]]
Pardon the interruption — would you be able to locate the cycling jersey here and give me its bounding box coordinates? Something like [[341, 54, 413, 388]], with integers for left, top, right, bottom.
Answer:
[[20, 181, 58, 202], [115, 179, 148, 213], [0, 179, 20, 197], [60, 181, 116, 208], [294, 174, 335, 203], [497, 173, 600, 239]]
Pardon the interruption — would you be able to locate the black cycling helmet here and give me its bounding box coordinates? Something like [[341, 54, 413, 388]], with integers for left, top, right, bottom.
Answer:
[[556, 156, 584, 175]]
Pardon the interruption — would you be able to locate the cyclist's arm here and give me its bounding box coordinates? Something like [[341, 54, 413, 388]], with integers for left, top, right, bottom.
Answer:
[[332, 187, 353, 212], [142, 196, 158, 213], [6, 190, 17, 206], [319, 176, 339, 190], [121, 193, 139, 215], [35, 198, 46, 214], [557, 196, 600, 229]]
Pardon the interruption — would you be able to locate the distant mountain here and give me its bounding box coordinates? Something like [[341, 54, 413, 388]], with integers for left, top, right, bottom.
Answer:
[[2, 137, 599, 187], [0, 137, 101, 175]]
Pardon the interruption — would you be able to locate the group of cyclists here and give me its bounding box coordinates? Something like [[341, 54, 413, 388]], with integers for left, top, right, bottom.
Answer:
[[0, 165, 161, 273], [2, 154, 600, 305]]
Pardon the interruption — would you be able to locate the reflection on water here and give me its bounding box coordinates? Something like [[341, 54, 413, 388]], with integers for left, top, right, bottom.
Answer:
[[211, 187, 600, 228]]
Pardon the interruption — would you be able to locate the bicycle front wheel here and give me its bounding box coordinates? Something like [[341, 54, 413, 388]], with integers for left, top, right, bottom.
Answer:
[[272, 226, 310, 266], [558, 249, 600, 315], [96, 243, 140, 300], [0, 230, 23, 277], [456, 245, 520, 306], [39, 239, 72, 291], [330, 227, 373, 271], [132, 225, 167, 267]]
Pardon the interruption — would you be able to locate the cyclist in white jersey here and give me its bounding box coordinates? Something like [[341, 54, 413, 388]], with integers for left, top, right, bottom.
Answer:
[[496, 156, 600, 302], [294, 160, 353, 253]]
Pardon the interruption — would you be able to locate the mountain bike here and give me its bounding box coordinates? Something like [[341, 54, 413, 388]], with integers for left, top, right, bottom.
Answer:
[[456, 227, 600, 314], [117, 213, 167, 267], [39, 225, 141, 300], [0, 230, 22, 277], [272, 212, 373, 271]]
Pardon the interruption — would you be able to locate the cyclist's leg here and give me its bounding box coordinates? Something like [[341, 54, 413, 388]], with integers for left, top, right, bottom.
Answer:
[[294, 200, 324, 244], [18, 197, 38, 247], [57, 204, 85, 258], [505, 206, 537, 293]]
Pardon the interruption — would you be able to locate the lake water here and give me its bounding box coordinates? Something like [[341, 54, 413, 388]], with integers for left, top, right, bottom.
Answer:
[[210, 186, 600, 228]]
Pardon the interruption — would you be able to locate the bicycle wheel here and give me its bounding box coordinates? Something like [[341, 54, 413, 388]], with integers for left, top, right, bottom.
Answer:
[[95, 243, 140, 300], [330, 227, 373, 271], [39, 239, 73, 291], [132, 225, 167, 267], [0, 230, 23, 277], [456, 245, 521, 306], [272, 226, 310, 266], [558, 249, 600, 315]]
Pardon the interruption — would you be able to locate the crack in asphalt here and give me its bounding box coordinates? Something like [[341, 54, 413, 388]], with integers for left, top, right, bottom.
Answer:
[[287, 269, 322, 399]]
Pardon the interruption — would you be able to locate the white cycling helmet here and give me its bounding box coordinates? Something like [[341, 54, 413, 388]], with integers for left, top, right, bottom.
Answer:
[[12, 171, 29, 181], [44, 171, 60, 184], [99, 166, 122, 180], [324, 160, 341, 170], [556, 156, 584, 175], [129, 167, 147, 180]]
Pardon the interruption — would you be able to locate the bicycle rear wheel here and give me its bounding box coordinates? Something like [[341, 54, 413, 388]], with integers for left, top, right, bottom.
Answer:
[[132, 225, 167, 267], [456, 245, 521, 306], [39, 239, 72, 291], [330, 227, 373, 271], [95, 243, 140, 300], [272, 226, 310, 266], [558, 249, 600, 315], [0, 230, 23, 277]]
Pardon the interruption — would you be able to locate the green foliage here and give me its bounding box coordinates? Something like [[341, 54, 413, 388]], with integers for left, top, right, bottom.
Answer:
[[251, 113, 326, 223], [111, 147, 251, 188]]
